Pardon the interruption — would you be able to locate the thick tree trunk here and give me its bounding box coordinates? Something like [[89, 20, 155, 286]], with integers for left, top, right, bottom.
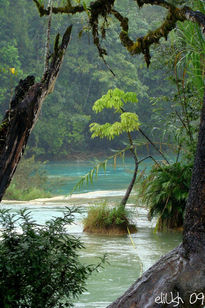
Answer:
[[0, 26, 72, 201], [107, 93, 205, 307], [107, 244, 205, 308]]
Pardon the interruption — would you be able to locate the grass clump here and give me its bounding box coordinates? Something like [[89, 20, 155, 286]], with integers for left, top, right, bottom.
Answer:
[[83, 203, 137, 235]]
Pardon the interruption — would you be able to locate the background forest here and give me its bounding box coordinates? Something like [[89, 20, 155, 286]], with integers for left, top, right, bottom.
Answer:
[[0, 0, 182, 160]]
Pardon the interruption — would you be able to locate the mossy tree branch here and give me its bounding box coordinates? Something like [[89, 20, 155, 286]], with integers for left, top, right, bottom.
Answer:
[[33, 0, 205, 68], [33, 0, 84, 16]]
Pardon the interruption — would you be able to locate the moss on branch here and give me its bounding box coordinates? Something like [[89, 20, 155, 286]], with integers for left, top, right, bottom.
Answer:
[[112, 5, 186, 66], [33, 0, 84, 16], [33, 0, 204, 67]]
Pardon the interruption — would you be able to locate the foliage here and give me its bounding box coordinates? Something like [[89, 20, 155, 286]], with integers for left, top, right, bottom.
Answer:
[[92, 88, 138, 113], [4, 156, 51, 200], [90, 88, 140, 140], [72, 87, 140, 196], [135, 0, 203, 232], [0, 207, 104, 308], [0, 0, 173, 159], [90, 112, 140, 140], [176, 0, 205, 100], [150, 0, 204, 162], [83, 203, 132, 233], [138, 162, 192, 231], [4, 184, 51, 201]]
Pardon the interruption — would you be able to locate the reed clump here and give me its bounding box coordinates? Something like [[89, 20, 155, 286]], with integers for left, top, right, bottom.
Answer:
[[83, 203, 137, 235]]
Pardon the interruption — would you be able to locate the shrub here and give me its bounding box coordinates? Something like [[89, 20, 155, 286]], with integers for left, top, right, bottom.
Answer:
[[0, 208, 103, 308], [4, 156, 52, 201], [4, 184, 52, 201], [83, 203, 136, 234], [138, 162, 192, 231]]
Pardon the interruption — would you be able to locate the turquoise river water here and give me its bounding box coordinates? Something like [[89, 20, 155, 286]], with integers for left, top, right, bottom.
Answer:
[[2, 158, 182, 307], [44, 156, 162, 195]]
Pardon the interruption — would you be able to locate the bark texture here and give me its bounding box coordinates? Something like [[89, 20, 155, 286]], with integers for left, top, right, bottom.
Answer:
[[0, 25, 72, 201], [107, 244, 205, 308], [183, 94, 205, 253], [121, 132, 138, 207]]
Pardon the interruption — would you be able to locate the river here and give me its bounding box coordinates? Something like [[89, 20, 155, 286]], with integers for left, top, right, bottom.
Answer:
[[1, 157, 182, 307]]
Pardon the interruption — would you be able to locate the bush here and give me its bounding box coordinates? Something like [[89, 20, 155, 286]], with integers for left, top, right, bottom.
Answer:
[[4, 184, 52, 201], [138, 162, 192, 231], [83, 203, 137, 234], [4, 156, 52, 200], [0, 208, 103, 308]]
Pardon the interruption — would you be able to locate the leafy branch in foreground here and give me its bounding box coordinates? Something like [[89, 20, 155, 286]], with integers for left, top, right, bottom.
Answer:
[[90, 88, 140, 207], [0, 207, 106, 308]]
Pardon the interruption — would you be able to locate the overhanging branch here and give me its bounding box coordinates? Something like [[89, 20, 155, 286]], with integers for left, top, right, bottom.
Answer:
[[33, 0, 205, 68], [33, 0, 84, 16]]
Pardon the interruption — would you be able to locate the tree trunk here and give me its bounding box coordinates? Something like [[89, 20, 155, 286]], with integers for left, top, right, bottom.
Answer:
[[120, 132, 138, 207], [120, 162, 138, 207], [0, 26, 72, 201], [107, 92, 205, 307]]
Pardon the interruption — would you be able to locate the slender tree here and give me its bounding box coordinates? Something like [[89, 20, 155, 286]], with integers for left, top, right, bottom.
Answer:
[[1, 0, 205, 307]]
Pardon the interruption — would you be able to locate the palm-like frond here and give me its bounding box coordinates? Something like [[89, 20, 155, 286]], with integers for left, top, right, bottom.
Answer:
[[139, 162, 192, 230]]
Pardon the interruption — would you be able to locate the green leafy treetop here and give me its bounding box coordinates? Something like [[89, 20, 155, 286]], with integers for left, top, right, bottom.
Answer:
[[90, 88, 140, 140]]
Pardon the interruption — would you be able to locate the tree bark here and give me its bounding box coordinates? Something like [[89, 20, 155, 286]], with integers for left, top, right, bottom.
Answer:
[[107, 244, 205, 308], [183, 93, 205, 253], [107, 92, 205, 307], [0, 25, 72, 201], [120, 162, 138, 207], [120, 132, 138, 207]]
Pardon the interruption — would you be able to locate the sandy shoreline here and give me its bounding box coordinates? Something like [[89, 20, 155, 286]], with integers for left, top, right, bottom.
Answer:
[[2, 190, 127, 204]]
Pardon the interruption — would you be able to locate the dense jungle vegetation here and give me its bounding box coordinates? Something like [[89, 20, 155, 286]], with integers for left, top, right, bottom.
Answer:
[[0, 0, 181, 160]]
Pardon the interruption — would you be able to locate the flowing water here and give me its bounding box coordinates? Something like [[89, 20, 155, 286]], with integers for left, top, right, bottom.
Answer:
[[2, 157, 182, 307]]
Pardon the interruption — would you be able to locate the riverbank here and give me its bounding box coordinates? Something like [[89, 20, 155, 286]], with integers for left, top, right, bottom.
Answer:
[[2, 189, 133, 204]]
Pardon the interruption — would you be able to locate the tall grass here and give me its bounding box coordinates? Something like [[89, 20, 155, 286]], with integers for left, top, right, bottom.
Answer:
[[83, 203, 137, 234]]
